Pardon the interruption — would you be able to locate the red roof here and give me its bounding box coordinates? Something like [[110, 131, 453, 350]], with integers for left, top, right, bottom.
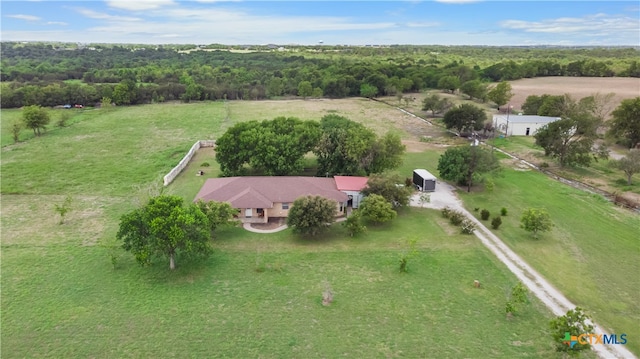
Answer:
[[194, 176, 348, 208], [333, 176, 368, 191]]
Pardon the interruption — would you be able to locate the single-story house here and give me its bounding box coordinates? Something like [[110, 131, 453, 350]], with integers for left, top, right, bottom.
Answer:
[[194, 176, 348, 223], [492, 114, 561, 137], [334, 176, 368, 209]]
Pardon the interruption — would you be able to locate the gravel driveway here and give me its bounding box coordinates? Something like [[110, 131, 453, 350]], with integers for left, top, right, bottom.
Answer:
[[410, 182, 635, 359]]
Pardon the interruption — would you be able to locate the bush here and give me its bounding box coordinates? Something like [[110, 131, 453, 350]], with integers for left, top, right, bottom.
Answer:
[[460, 219, 476, 234], [501, 207, 508, 216], [57, 111, 72, 127], [491, 216, 502, 229], [480, 209, 490, 220], [441, 207, 453, 218], [201, 162, 210, 167], [449, 211, 464, 226], [540, 162, 549, 168], [549, 307, 594, 353]]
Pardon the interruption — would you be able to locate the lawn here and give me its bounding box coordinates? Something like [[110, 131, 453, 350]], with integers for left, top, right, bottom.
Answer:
[[1, 99, 632, 358], [459, 168, 640, 355], [1, 101, 570, 358], [2, 208, 569, 358]]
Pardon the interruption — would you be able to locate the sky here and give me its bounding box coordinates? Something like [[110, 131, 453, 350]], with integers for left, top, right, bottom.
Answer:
[[1, 1, 639, 46]]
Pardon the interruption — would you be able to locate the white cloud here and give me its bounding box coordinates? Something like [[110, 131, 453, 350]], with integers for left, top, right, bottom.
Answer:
[[105, 0, 177, 11], [406, 21, 440, 28], [500, 13, 639, 36], [75, 8, 142, 22], [6, 14, 41, 21], [46, 21, 68, 26]]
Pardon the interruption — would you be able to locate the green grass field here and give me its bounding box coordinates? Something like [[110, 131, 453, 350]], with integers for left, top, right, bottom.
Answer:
[[2, 207, 569, 358], [1, 99, 634, 358], [459, 168, 640, 355]]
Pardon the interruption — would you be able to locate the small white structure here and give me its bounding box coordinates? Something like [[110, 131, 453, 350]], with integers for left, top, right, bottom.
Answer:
[[493, 114, 560, 137], [413, 169, 436, 192]]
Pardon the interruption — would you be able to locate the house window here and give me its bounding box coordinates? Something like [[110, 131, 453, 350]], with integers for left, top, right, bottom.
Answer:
[[245, 208, 252, 218], [282, 203, 289, 210]]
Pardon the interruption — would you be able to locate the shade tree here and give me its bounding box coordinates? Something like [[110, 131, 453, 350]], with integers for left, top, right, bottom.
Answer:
[[520, 208, 553, 239], [314, 115, 405, 176], [487, 81, 514, 110], [116, 195, 212, 270], [215, 117, 321, 176], [437, 145, 499, 192], [358, 194, 397, 225], [22, 105, 50, 136], [608, 97, 640, 148], [361, 172, 413, 208], [614, 150, 640, 185], [286, 195, 337, 236], [442, 103, 487, 135]]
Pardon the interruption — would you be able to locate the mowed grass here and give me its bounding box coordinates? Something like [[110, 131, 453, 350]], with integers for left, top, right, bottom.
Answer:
[[2, 209, 569, 359], [0, 99, 630, 358], [459, 168, 640, 355]]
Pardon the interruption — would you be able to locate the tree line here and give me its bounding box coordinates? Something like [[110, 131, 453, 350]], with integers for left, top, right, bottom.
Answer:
[[1, 42, 638, 108]]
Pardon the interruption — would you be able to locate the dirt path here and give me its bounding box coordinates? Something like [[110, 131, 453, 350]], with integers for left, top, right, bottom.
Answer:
[[411, 184, 636, 359]]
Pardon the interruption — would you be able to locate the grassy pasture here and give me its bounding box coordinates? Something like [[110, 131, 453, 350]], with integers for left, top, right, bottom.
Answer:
[[1, 97, 635, 358], [460, 168, 640, 355], [1, 100, 564, 358], [2, 207, 568, 358]]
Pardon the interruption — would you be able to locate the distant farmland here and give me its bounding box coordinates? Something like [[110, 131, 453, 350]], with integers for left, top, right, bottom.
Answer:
[[508, 76, 640, 116]]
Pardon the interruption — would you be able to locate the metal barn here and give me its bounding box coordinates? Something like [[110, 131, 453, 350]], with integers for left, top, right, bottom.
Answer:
[[413, 169, 436, 192]]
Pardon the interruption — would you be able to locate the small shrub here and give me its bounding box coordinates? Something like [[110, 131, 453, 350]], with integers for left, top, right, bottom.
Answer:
[[480, 209, 490, 220], [460, 219, 476, 234], [449, 211, 464, 226], [485, 179, 495, 193], [540, 162, 549, 168], [491, 216, 502, 229], [505, 301, 515, 319], [474, 207, 480, 212], [11, 121, 22, 143], [399, 239, 418, 273], [201, 162, 210, 167], [343, 212, 366, 237], [54, 195, 73, 224], [501, 207, 508, 216], [441, 207, 452, 218], [57, 111, 72, 127]]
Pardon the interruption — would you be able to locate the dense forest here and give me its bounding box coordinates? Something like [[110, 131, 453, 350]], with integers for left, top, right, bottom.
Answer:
[[1, 42, 639, 108]]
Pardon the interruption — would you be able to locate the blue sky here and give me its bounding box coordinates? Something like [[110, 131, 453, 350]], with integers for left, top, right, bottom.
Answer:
[[2, 1, 639, 45]]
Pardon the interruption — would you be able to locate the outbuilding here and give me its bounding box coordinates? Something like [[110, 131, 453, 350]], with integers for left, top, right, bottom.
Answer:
[[413, 169, 436, 192], [334, 176, 368, 209], [492, 114, 560, 137]]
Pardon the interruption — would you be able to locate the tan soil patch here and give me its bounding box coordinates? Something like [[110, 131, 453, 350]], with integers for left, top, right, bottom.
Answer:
[[508, 77, 640, 117], [0, 195, 119, 247]]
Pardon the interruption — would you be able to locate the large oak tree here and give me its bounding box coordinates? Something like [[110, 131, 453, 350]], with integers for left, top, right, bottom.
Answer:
[[608, 97, 640, 148], [117, 195, 212, 270], [437, 145, 499, 192], [442, 103, 487, 135]]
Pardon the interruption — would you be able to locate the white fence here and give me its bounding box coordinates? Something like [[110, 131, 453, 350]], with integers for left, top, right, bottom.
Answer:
[[163, 140, 216, 186]]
